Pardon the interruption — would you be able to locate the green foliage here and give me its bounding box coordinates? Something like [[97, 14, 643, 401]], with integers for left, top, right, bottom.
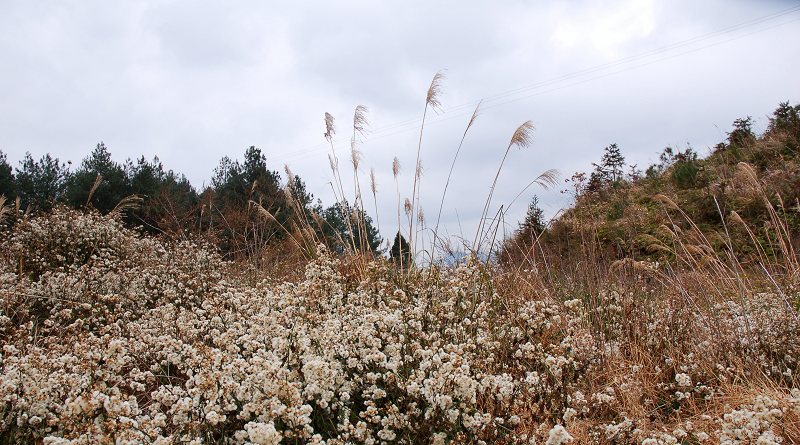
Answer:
[[125, 156, 199, 234], [646, 146, 676, 179], [390, 231, 412, 266], [606, 198, 627, 221], [520, 195, 546, 237], [65, 142, 130, 212], [670, 149, 702, 189], [590, 143, 626, 190], [0, 151, 15, 200], [211, 146, 282, 208], [15, 152, 70, 211], [727, 116, 756, 151], [322, 201, 382, 255], [768, 101, 800, 137]]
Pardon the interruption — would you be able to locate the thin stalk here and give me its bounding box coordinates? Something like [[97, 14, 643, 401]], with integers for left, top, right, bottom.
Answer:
[[431, 102, 481, 262], [409, 72, 444, 259], [474, 121, 535, 253]]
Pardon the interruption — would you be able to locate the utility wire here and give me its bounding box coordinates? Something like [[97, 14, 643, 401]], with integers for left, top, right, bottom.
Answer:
[[273, 5, 800, 164]]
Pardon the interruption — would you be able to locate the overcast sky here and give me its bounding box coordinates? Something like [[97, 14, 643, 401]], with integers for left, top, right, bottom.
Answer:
[[1, 0, 799, 251]]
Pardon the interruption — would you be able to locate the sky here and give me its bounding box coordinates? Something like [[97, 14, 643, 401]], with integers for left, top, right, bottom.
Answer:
[[1, 0, 799, 253]]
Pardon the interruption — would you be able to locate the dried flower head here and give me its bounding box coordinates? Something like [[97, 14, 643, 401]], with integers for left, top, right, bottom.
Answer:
[[328, 154, 338, 173], [510, 120, 535, 149], [467, 101, 482, 132], [353, 105, 369, 138], [351, 141, 361, 170], [284, 165, 296, 189], [426, 71, 445, 112], [324, 112, 336, 141], [535, 168, 560, 190], [392, 157, 401, 178]]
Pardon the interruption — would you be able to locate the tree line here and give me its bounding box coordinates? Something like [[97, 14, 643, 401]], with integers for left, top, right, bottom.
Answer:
[[0, 144, 382, 261]]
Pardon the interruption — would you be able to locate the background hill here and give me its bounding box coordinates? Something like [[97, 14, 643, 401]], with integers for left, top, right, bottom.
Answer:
[[503, 101, 800, 274]]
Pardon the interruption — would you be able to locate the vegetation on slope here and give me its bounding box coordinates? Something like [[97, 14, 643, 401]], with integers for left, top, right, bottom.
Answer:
[[504, 102, 800, 272]]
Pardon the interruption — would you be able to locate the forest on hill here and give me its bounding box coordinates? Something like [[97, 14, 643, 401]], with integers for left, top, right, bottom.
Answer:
[[0, 144, 382, 271]]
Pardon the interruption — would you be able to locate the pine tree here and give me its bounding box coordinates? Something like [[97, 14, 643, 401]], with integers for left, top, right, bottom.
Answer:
[[520, 195, 545, 236], [0, 151, 15, 201], [590, 143, 626, 188], [728, 117, 755, 149], [65, 142, 130, 212], [322, 201, 382, 255], [390, 231, 412, 267], [16, 152, 70, 211]]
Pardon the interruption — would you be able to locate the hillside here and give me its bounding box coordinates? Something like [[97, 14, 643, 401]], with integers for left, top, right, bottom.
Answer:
[[505, 102, 800, 272]]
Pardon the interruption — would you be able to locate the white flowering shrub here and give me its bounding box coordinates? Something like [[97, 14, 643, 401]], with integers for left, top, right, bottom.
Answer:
[[0, 208, 600, 444], [0, 207, 798, 444]]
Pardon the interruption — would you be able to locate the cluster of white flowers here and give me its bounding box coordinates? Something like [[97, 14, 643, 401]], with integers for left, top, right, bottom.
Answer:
[[544, 424, 572, 445], [718, 393, 800, 445], [0, 208, 797, 444], [0, 208, 597, 444]]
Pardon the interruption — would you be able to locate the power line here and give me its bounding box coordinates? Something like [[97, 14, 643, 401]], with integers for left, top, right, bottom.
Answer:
[[273, 5, 800, 164], [369, 3, 800, 133]]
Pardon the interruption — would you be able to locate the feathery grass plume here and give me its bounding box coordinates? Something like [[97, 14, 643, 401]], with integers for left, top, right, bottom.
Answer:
[[350, 105, 370, 254], [735, 161, 760, 186], [324, 112, 357, 254], [510, 120, 535, 148], [328, 154, 337, 173], [392, 157, 400, 178], [653, 193, 680, 210], [324, 112, 336, 141], [284, 165, 296, 188], [350, 140, 361, 170], [655, 224, 677, 242], [404, 198, 412, 216], [431, 101, 482, 261], [369, 167, 380, 234], [251, 200, 314, 258], [409, 71, 445, 259], [393, 157, 402, 246], [110, 195, 143, 218], [283, 164, 315, 242], [685, 244, 707, 256], [426, 71, 445, 113], [86, 174, 103, 207], [0, 196, 11, 225], [506, 168, 561, 211], [353, 105, 369, 138], [636, 233, 664, 248], [474, 120, 535, 253]]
